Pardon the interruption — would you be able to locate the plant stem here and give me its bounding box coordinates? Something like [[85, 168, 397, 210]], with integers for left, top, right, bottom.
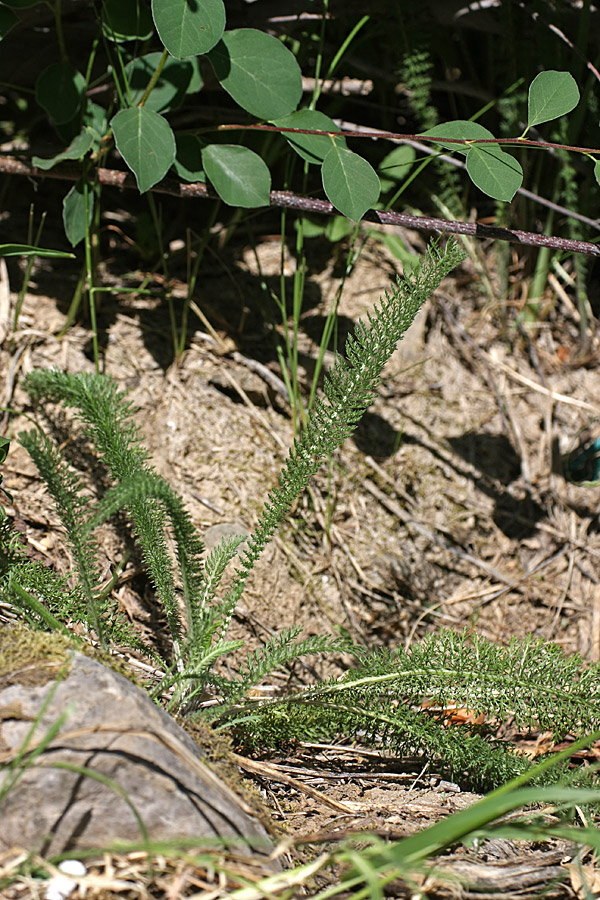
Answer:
[[52, 0, 67, 61], [83, 172, 100, 372], [10, 582, 77, 639], [138, 48, 169, 108], [14, 208, 46, 331]]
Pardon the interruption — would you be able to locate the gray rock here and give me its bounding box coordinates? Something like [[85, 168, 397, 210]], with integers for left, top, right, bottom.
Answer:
[[203, 522, 250, 555], [0, 646, 275, 859]]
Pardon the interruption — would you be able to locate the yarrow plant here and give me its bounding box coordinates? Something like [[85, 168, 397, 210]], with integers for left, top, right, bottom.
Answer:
[[3, 238, 600, 793]]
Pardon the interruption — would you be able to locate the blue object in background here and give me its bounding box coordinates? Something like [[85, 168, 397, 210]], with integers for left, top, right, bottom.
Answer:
[[564, 434, 600, 484]]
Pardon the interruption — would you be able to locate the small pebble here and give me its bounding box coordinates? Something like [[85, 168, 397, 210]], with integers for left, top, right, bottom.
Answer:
[[45, 860, 86, 900]]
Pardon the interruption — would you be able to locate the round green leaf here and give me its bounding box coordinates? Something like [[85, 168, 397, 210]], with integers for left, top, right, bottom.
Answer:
[[528, 71, 579, 127], [271, 109, 346, 165], [124, 53, 194, 112], [174, 134, 206, 182], [63, 179, 94, 247], [112, 107, 176, 193], [0, 6, 19, 39], [321, 146, 380, 221], [36, 63, 86, 125], [202, 144, 271, 207], [186, 57, 203, 94], [56, 107, 91, 146], [294, 216, 326, 239], [152, 0, 224, 58], [33, 129, 95, 171], [466, 145, 523, 202], [207, 28, 302, 120], [594, 159, 600, 187], [102, 0, 153, 42], [83, 101, 109, 142], [378, 145, 416, 191], [423, 120, 494, 155], [325, 216, 354, 242]]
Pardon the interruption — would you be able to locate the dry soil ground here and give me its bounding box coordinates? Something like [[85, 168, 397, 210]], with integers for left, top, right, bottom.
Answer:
[[1, 223, 600, 897]]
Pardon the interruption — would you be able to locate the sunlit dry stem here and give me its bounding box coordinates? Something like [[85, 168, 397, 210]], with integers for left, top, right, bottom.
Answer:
[[0, 155, 598, 258]]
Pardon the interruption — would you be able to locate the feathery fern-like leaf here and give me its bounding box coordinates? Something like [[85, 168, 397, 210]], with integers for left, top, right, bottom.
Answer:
[[18, 426, 106, 645], [14, 241, 464, 716], [218, 628, 600, 791], [196, 535, 248, 626], [23, 371, 206, 659], [214, 627, 359, 712], [219, 239, 465, 640], [0, 517, 25, 574]]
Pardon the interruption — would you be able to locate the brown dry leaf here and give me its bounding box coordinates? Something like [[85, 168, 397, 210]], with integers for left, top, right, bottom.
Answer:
[[568, 862, 600, 898]]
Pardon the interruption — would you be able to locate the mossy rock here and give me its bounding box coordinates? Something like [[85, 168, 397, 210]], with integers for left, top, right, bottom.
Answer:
[[0, 624, 278, 861]]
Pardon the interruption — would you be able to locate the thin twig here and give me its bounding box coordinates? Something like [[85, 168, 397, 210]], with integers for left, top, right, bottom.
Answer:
[[231, 351, 290, 406], [487, 357, 600, 412], [339, 128, 600, 233], [1, 155, 599, 257], [231, 753, 356, 815], [217, 367, 287, 451], [436, 296, 512, 436], [362, 477, 518, 587]]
